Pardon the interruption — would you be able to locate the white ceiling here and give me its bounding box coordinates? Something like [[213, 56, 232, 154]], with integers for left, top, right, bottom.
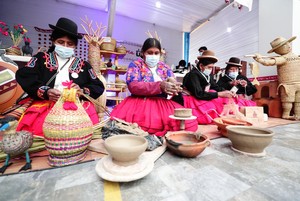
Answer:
[[59, 0, 234, 32]]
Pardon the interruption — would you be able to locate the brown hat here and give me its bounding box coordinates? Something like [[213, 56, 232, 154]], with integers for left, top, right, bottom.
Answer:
[[197, 50, 218, 63], [267, 36, 296, 53], [225, 57, 242, 67]]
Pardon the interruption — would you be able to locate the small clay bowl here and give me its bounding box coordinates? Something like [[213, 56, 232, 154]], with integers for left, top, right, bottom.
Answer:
[[226, 125, 274, 155], [104, 135, 148, 166], [165, 131, 210, 158], [174, 108, 192, 118]]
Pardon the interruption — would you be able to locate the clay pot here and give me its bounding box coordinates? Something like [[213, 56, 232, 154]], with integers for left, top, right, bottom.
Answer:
[[213, 117, 252, 137], [104, 135, 148, 166], [226, 126, 274, 155], [165, 131, 210, 158]]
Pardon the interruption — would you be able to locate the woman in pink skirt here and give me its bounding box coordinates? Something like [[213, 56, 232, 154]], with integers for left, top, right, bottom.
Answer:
[[110, 38, 198, 136], [172, 50, 234, 124], [217, 57, 257, 107]]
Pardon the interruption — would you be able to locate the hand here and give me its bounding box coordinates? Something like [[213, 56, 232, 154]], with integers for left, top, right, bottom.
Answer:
[[160, 80, 178, 95], [253, 53, 264, 63], [47, 88, 61, 102], [71, 83, 83, 93], [230, 80, 239, 86], [218, 90, 234, 98], [239, 79, 247, 87]]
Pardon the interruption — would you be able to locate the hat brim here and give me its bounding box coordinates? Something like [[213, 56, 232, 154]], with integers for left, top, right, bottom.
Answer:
[[49, 24, 83, 39], [267, 36, 296, 53], [225, 62, 242, 67], [197, 55, 218, 63]]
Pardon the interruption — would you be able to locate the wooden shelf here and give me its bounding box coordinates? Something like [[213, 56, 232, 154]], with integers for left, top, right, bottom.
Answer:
[[100, 50, 126, 59], [106, 87, 127, 92], [100, 68, 127, 75]]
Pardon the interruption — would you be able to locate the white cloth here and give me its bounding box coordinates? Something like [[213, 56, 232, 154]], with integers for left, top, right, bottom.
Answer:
[[54, 56, 74, 92], [235, 0, 253, 11], [149, 66, 162, 82]]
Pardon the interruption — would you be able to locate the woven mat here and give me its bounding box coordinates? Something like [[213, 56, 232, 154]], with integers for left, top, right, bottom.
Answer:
[[0, 117, 298, 176]]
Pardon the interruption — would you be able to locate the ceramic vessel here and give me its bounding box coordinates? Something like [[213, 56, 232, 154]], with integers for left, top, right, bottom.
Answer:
[[104, 135, 148, 166], [213, 117, 252, 137], [174, 108, 192, 118], [165, 131, 210, 158], [226, 125, 274, 155]]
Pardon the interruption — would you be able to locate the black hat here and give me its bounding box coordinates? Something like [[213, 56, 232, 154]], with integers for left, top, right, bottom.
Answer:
[[225, 57, 242, 67], [49, 17, 82, 39]]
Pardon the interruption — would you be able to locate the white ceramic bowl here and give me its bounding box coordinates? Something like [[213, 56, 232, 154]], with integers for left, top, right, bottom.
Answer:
[[104, 135, 148, 166]]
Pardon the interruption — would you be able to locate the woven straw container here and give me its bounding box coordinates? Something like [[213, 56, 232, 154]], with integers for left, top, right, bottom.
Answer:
[[88, 43, 101, 74], [116, 46, 126, 54], [100, 37, 116, 52], [43, 88, 93, 167]]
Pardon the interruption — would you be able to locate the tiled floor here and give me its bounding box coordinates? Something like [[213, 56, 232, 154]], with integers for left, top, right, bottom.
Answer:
[[0, 122, 300, 201]]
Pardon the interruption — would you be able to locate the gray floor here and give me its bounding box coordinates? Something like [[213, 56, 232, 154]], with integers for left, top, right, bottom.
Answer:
[[0, 123, 300, 201]]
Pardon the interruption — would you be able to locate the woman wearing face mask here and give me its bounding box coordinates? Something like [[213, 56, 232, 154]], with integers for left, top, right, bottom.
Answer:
[[15, 17, 105, 137], [110, 38, 198, 136], [217, 57, 257, 107], [172, 50, 234, 124]]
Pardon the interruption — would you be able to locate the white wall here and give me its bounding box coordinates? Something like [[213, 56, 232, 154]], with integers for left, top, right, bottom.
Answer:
[[189, 0, 259, 77], [292, 0, 300, 54], [0, 0, 183, 66]]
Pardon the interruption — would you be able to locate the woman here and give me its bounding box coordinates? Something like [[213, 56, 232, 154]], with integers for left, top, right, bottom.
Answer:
[[110, 38, 198, 136], [173, 50, 234, 124], [217, 57, 257, 107], [15, 17, 105, 137]]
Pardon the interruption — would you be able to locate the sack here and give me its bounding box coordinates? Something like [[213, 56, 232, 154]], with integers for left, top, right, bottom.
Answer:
[[43, 88, 93, 166], [101, 117, 163, 151]]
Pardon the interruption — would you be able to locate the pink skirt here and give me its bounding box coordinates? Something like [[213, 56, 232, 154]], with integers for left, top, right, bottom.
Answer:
[[183, 95, 227, 124], [16, 100, 99, 138], [110, 96, 198, 136], [232, 96, 257, 107]]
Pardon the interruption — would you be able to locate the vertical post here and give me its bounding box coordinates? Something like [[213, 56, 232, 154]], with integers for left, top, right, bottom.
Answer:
[[107, 0, 116, 37]]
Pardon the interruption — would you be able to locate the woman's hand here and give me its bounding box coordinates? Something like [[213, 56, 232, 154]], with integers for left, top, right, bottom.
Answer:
[[239, 79, 247, 87], [160, 80, 179, 95], [71, 83, 83, 93], [217, 90, 234, 98], [47, 88, 61, 102], [230, 80, 239, 86]]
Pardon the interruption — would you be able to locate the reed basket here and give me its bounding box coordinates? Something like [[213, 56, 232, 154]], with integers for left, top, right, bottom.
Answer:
[[43, 88, 93, 166], [100, 37, 116, 52]]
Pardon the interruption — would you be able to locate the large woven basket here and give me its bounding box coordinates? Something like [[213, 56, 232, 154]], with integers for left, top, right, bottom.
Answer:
[[100, 37, 116, 52], [43, 88, 93, 166], [88, 43, 101, 74]]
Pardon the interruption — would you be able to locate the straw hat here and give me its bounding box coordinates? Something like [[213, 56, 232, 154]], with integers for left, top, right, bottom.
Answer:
[[267, 36, 296, 53], [197, 50, 218, 63]]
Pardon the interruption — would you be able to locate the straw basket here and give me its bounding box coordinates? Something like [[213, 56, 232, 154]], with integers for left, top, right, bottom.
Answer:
[[116, 46, 126, 54], [43, 88, 93, 166], [6, 46, 22, 56], [88, 43, 101, 74], [277, 59, 300, 84], [100, 37, 116, 52]]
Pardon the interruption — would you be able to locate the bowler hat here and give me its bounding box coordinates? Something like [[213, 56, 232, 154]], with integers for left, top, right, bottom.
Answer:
[[49, 17, 82, 39], [225, 57, 242, 67], [197, 50, 218, 63], [267, 36, 296, 53]]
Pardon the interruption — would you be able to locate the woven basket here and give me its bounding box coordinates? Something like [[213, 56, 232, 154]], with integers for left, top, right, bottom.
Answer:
[[43, 88, 93, 166], [277, 57, 300, 84], [6, 46, 22, 56], [88, 43, 101, 74], [100, 37, 116, 52], [116, 46, 126, 54]]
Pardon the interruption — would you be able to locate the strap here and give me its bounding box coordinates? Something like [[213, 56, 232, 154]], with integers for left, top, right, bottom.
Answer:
[[46, 58, 71, 86]]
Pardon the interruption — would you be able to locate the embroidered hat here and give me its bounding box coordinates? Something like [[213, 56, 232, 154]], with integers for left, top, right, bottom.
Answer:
[[267, 36, 296, 53], [197, 50, 218, 63], [49, 17, 82, 39], [225, 57, 242, 67]]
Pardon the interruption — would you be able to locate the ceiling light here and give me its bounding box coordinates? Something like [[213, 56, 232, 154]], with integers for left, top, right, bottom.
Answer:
[[227, 27, 232, 33], [156, 1, 161, 8]]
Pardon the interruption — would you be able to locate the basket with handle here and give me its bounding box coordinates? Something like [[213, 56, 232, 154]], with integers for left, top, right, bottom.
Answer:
[[43, 86, 94, 166]]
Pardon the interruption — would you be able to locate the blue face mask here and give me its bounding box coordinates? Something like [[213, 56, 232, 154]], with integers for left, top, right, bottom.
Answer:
[[145, 55, 160, 67], [203, 68, 212, 76], [54, 44, 75, 59], [229, 71, 239, 79]]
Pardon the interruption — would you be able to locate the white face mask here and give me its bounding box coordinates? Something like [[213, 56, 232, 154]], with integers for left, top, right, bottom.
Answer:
[[203, 68, 212, 76], [54, 44, 75, 59], [229, 71, 239, 79], [145, 55, 160, 67]]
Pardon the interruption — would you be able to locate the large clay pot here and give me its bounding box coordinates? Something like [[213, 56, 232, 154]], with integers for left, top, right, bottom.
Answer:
[[165, 131, 210, 158], [226, 125, 274, 156], [213, 117, 252, 137], [104, 135, 148, 166]]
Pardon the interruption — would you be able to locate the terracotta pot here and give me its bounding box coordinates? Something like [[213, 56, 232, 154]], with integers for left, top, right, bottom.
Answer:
[[226, 126, 274, 155], [165, 131, 210, 158], [213, 117, 252, 137], [104, 135, 148, 166]]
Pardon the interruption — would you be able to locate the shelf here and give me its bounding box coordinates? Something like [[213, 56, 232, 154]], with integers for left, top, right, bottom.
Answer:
[[106, 87, 127, 92], [100, 50, 126, 59], [100, 68, 127, 75]]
